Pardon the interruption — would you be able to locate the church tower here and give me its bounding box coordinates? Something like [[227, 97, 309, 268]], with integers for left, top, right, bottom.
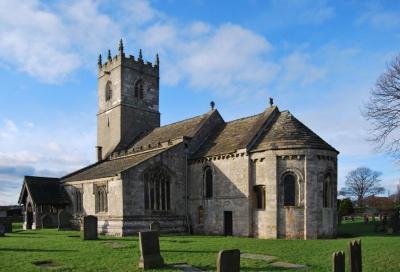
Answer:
[[97, 40, 160, 159]]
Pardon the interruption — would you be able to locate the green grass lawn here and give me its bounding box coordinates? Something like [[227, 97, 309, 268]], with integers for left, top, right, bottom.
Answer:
[[0, 220, 399, 271]]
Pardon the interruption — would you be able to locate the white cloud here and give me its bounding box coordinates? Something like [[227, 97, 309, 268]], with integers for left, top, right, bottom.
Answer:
[[263, 0, 335, 27], [280, 52, 326, 85], [0, 0, 121, 83], [358, 6, 400, 29]]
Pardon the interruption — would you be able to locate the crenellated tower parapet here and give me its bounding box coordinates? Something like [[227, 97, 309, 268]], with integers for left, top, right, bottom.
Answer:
[[98, 40, 159, 79]]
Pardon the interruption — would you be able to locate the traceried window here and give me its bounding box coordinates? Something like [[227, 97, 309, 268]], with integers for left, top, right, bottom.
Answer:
[[283, 174, 296, 206], [105, 81, 112, 101], [323, 173, 333, 208], [144, 167, 171, 211], [254, 185, 266, 210], [204, 167, 213, 198], [96, 185, 108, 213], [75, 189, 83, 213], [134, 79, 144, 99]]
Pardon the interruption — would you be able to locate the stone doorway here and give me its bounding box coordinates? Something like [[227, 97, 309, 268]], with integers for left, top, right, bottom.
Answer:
[[224, 211, 233, 236], [26, 203, 33, 229]]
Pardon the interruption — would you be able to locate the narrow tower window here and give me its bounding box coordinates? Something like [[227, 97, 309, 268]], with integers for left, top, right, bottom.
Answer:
[[105, 81, 112, 101], [134, 79, 144, 99]]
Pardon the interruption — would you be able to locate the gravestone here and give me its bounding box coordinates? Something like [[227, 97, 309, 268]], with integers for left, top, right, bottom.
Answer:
[[349, 240, 362, 272], [0, 224, 5, 237], [150, 221, 160, 232], [0, 218, 12, 233], [217, 249, 240, 272], [332, 251, 345, 272], [138, 231, 164, 269], [58, 210, 72, 230], [83, 215, 98, 240]]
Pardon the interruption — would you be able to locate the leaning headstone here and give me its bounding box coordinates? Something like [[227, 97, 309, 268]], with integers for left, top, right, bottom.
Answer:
[[217, 249, 240, 272], [349, 240, 362, 272], [0, 218, 12, 233], [58, 210, 72, 230], [150, 221, 160, 232], [138, 231, 164, 269], [332, 251, 345, 272], [0, 224, 5, 237], [83, 216, 98, 240]]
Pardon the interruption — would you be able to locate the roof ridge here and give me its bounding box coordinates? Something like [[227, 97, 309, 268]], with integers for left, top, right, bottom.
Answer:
[[226, 112, 262, 123], [25, 175, 59, 179], [157, 111, 210, 129]]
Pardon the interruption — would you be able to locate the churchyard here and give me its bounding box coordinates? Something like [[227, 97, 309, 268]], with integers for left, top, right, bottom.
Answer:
[[0, 219, 398, 272]]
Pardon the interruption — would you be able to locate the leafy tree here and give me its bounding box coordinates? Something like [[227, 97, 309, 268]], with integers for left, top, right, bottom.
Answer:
[[340, 167, 385, 206], [338, 198, 354, 215], [364, 55, 400, 157]]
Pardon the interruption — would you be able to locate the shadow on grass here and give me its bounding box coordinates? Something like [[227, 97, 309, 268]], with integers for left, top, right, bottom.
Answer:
[[12, 231, 40, 234], [0, 248, 78, 253], [163, 249, 218, 254]]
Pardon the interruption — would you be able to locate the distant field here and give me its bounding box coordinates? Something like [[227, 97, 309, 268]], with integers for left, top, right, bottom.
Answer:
[[0, 220, 399, 271]]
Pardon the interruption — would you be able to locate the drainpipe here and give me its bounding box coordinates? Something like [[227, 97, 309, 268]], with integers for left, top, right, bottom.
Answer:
[[96, 146, 103, 162], [184, 144, 190, 234]]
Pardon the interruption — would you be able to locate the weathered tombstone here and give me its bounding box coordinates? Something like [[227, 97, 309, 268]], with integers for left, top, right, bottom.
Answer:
[[150, 221, 160, 232], [0, 218, 12, 233], [349, 240, 362, 272], [58, 210, 72, 230], [217, 249, 240, 272], [0, 224, 5, 237], [138, 231, 164, 269], [83, 215, 98, 240], [332, 251, 345, 272]]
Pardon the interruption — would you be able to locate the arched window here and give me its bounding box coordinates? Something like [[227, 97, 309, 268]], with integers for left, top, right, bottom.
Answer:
[[134, 79, 144, 99], [204, 167, 213, 198], [105, 81, 112, 101], [323, 173, 332, 208], [144, 166, 171, 211], [283, 174, 296, 206], [96, 185, 107, 213]]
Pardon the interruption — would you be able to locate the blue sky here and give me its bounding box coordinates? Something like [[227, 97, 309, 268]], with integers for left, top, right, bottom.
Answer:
[[0, 0, 400, 204]]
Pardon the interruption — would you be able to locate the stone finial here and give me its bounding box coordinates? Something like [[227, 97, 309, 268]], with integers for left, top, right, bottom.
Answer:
[[139, 49, 143, 61], [107, 49, 112, 62], [155, 53, 159, 67], [118, 38, 124, 55], [269, 97, 274, 107], [97, 54, 102, 68], [210, 101, 215, 110]]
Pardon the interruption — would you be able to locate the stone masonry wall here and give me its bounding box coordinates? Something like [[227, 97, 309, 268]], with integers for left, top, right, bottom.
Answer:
[[121, 144, 187, 235], [188, 153, 251, 236]]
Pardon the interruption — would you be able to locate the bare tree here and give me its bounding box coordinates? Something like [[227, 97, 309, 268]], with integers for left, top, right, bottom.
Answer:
[[364, 55, 400, 157], [340, 167, 385, 206]]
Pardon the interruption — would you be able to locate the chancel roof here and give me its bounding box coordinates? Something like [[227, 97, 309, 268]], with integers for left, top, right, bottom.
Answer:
[[18, 176, 70, 205], [193, 107, 276, 158], [252, 111, 338, 153]]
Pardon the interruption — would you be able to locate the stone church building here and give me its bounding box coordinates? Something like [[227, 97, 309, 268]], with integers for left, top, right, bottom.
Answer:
[[19, 41, 339, 239]]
